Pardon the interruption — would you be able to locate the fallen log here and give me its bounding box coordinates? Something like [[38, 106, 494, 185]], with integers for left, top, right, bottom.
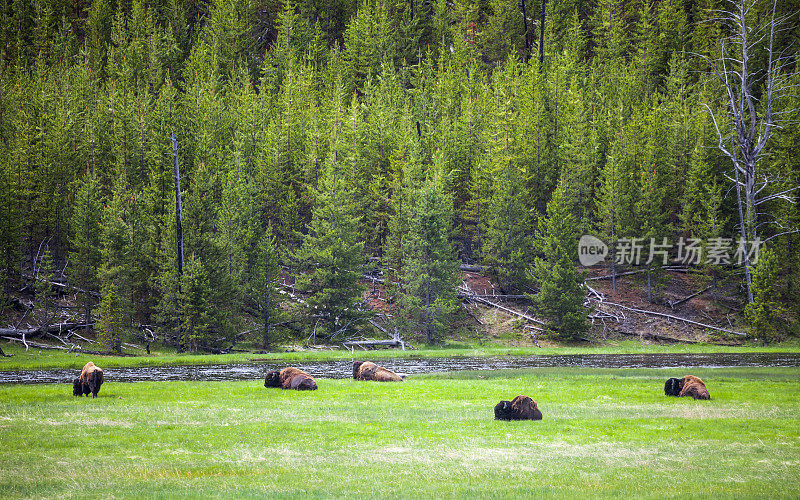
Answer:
[[343, 339, 405, 349], [68, 331, 97, 344], [0, 327, 41, 337], [0, 322, 95, 338], [459, 264, 489, 272], [0, 336, 112, 355], [669, 286, 712, 309], [20, 273, 100, 298], [462, 303, 485, 325], [596, 301, 747, 336], [460, 291, 548, 326], [587, 266, 692, 281], [368, 318, 389, 334], [467, 294, 529, 299], [523, 325, 543, 347]]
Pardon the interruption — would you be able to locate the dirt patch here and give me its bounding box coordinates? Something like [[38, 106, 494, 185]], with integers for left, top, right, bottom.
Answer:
[[588, 267, 747, 343], [460, 272, 496, 295]]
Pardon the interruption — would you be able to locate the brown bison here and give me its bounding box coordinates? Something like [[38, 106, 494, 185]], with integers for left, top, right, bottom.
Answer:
[[264, 367, 318, 391], [74, 361, 104, 398], [678, 375, 710, 400], [352, 361, 403, 382], [494, 395, 542, 421]]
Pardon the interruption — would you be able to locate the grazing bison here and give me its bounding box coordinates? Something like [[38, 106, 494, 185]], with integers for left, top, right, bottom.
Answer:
[[664, 377, 684, 397], [264, 367, 318, 391], [678, 375, 710, 400], [75, 361, 104, 398], [494, 395, 542, 421], [352, 361, 403, 382]]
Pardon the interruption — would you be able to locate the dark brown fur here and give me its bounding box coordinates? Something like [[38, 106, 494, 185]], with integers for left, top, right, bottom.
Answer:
[[664, 377, 684, 396], [264, 367, 317, 391], [72, 377, 90, 396], [352, 361, 402, 382], [77, 361, 104, 398], [494, 395, 542, 420], [494, 400, 515, 420], [678, 375, 710, 400]]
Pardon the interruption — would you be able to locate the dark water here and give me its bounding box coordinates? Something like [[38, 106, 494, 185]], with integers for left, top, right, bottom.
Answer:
[[1, 353, 799, 385]]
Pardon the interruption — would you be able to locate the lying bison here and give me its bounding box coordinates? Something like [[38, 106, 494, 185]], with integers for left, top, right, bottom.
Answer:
[[264, 367, 318, 391], [664, 375, 710, 400], [352, 361, 403, 382], [73, 361, 104, 398], [494, 395, 542, 421]]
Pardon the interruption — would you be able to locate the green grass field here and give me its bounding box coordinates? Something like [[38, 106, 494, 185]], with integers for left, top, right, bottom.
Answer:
[[1, 367, 798, 498]]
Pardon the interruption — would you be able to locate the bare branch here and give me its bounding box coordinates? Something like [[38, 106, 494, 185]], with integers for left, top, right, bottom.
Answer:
[[756, 185, 800, 206]]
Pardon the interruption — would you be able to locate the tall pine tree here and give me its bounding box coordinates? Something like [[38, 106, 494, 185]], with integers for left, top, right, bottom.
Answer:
[[530, 179, 588, 338], [294, 168, 370, 339], [399, 169, 460, 343]]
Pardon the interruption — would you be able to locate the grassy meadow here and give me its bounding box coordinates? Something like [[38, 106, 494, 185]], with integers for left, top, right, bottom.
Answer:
[[1, 367, 799, 498]]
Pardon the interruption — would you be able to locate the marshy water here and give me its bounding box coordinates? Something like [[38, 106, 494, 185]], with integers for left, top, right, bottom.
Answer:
[[1, 352, 799, 384]]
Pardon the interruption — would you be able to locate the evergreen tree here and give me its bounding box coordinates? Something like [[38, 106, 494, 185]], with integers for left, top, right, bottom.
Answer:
[[482, 0, 526, 64], [399, 170, 460, 344], [342, 0, 390, 94], [696, 179, 728, 299], [69, 171, 102, 326], [383, 109, 424, 291], [530, 179, 588, 338], [153, 196, 182, 349], [482, 168, 532, 292], [98, 178, 134, 353], [745, 248, 784, 343], [180, 253, 213, 352], [294, 169, 370, 339], [33, 244, 57, 333], [97, 282, 124, 353], [181, 161, 237, 352], [557, 63, 598, 236], [516, 60, 555, 221], [0, 81, 24, 299], [250, 225, 282, 350], [596, 134, 629, 292], [636, 95, 669, 303], [680, 134, 728, 299]]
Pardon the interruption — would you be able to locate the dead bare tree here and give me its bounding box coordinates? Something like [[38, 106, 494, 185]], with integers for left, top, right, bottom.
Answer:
[[699, 0, 799, 303], [171, 133, 185, 352]]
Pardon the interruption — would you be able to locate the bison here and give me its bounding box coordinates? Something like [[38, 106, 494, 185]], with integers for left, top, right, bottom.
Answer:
[[264, 367, 318, 391], [74, 361, 104, 398], [352, 361, 403, 382], [494, 395, 542, 421]]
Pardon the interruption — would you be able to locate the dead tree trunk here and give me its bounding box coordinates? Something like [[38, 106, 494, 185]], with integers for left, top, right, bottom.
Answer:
[[171, 133, 185, 352], [700, 0, 799, 303], [538, 0, 546, 67], [520, 0, 531, 61], [263, 309, 271, 350]]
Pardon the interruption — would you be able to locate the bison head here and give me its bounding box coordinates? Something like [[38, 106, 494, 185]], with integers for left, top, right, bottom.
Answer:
[[72, 377, 84, 396], [264, 370, 281, 388]]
